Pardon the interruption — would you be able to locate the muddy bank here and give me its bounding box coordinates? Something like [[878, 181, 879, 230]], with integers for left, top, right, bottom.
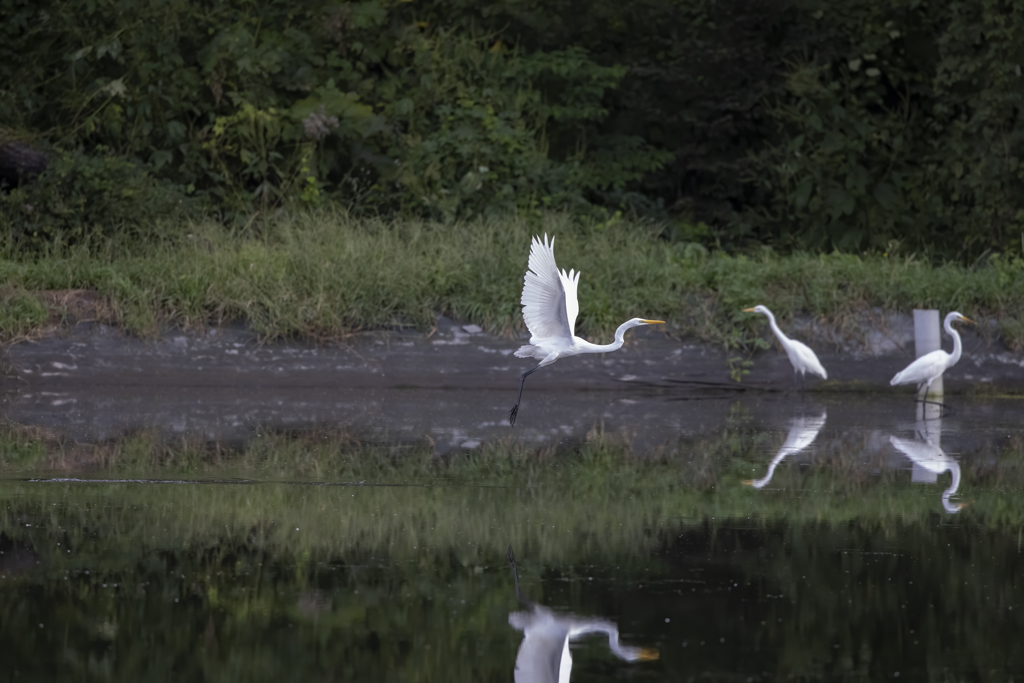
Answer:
[[0, 314, 1021, 444]]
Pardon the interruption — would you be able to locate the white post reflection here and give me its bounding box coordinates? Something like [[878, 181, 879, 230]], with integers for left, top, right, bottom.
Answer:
[[888, 401, 966, 513], [507, 546, 657, 682], [743, 410, 827, 489]]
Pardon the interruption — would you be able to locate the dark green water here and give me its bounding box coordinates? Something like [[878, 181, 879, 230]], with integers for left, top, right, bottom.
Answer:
[[1, 395, 1023, 681]]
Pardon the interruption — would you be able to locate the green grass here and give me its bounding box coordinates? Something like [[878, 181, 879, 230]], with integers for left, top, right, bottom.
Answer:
[[2, 210, 1024, 353]]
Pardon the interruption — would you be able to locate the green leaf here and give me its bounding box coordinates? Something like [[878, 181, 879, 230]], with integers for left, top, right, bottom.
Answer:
[[824, 187, 855, 220], [794, 177, 814, 210], [872, 182, 902, 211]]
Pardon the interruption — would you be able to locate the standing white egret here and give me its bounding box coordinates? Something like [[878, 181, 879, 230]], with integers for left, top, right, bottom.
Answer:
[[509, 234, 664, 426], [742, 410, 827, 489], [743, 305, 827, 386], [507, 545, 658, 682], [890, 311, 974, 397]]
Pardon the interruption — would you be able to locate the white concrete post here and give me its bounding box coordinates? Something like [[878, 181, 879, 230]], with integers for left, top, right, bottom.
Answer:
[[912, 398, 943, 483], [913, 309, 942, 400]]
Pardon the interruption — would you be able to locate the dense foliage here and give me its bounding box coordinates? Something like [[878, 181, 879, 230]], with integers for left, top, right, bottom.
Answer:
[[1, 0, 1023, 260], [0, 0, 669, 243]]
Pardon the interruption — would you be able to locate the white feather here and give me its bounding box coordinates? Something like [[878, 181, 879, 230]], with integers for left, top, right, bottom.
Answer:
[[520, 234, 578, 343], [889, 434, 964, 513], [509, 234, 664, 426], [745, 305, 828, 380], [890, 311, 971, 392], [746, 411, 827, 489]]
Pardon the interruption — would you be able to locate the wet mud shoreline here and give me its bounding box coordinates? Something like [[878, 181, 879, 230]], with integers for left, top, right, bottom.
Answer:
[[1, 314, 1022, 445]]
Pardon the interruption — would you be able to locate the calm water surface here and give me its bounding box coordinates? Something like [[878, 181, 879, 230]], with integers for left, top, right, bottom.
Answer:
[[1, 393, 1023, 681]]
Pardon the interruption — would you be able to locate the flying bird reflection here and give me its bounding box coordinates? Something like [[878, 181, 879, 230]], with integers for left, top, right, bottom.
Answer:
[[743, 411, 827, 489], [506, 545, 658, 683], [889, 401, 965, 513]]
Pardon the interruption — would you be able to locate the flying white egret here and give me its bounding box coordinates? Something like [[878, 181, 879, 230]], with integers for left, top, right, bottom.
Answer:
[[743, 305, 827, 386], [509, 234, 664, 426], [890, 311, 974, 397], [743, 410, 827, 489], [507, 545, 658, 682]]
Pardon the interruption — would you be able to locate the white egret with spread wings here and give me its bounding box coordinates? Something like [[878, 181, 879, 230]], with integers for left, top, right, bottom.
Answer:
[[507, 545, 658, 682], [509, 234, 664, 426]]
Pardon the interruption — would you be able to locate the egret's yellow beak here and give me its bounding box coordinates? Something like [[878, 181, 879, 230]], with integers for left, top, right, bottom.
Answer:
[[741, 479, 754, 486], [960, 316, 976, 325], [638, 647, 660, 661], [642, 319, 665, 325], [742, 307, 757, 313], [958, 501, 971, 509]]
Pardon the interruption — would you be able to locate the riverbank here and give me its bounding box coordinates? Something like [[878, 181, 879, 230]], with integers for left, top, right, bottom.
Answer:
[[3, 211, 1024, 355], [2, 311, 1023, 446]]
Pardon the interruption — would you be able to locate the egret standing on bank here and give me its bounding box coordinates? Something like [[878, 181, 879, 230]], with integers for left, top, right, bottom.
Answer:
[[890, 311, 974, 397], [743, 305, 827, 387], [509, 234, 664, 427]]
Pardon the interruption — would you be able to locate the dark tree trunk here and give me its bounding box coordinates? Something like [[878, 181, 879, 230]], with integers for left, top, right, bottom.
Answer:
[[0, 142, 49, 188]]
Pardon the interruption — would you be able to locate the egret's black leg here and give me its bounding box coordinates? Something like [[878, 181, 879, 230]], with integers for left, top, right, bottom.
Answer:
[[509, 365, 541, 427], [507, 544, 522, 602], [914, 381, 954, 417]]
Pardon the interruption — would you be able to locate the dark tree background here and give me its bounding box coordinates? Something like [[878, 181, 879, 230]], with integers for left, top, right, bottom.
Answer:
[[1, 0, 1022, 260]]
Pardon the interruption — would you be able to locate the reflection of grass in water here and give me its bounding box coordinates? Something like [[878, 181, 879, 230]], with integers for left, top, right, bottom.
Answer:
[[3, 425, 1024, 680], [3, 423, 1024, 562]]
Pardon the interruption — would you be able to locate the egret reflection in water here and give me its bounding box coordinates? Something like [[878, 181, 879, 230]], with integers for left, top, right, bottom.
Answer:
[[506, 546, 658, 682], [889, 400, 965, 514], [743, 410, 828, 489]]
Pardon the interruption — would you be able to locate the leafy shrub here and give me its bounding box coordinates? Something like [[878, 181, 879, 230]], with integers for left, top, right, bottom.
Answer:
[[743, 0, 1024, 259], [0, 0, 670, 225], [3, 0, 1024, 261], [0, 148, 190, 253], [382, 32, 672, 218]]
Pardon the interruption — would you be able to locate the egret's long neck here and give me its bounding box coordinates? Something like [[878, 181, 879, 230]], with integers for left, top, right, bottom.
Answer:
[[944, 461, 961, 499], [945, 317, 963, 367], [942, 461, 962, 513], [571, 622, 624, 656], [763, 309, 791, 345], [577, 321, 632, 354], [567, 620, 648, 662], [603, 626, 632, 660], [752, 449, 791, 489]]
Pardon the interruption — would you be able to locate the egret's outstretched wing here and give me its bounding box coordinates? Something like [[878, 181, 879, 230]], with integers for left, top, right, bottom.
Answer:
[[510, 608, 569, 683], [560, 266, 580, 336], [521, 234, 579, 341]]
